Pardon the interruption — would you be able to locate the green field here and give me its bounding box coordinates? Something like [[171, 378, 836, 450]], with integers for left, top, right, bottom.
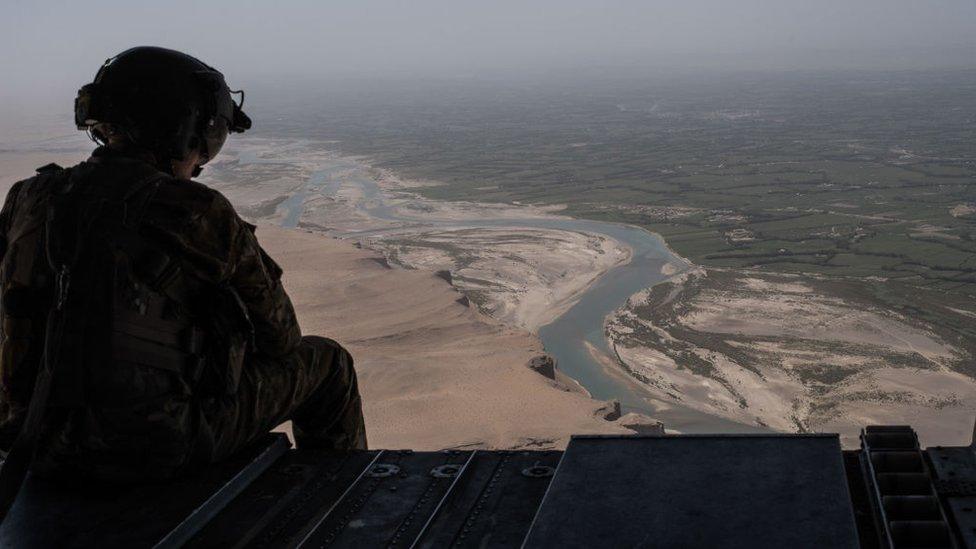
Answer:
[[256, 68, 976, 298]]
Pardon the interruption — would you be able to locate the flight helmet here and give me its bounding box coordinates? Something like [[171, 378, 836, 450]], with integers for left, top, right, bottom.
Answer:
[[74, 46, 251, 171]]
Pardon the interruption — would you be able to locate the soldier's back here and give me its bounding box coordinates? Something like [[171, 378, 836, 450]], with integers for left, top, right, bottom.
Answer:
[[0, 150, 240, 480]]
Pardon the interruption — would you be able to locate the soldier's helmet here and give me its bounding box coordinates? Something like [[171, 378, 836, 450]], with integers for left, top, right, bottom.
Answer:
[[74, 46, 251, 169]]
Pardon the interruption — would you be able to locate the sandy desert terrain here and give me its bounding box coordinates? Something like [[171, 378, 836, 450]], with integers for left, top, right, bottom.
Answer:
[[259, 225, 646, 449]]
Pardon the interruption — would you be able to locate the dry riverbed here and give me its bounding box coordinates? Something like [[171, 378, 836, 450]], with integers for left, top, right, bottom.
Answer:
[[607, 268, 976, 446], [202, 138, 631, 333]]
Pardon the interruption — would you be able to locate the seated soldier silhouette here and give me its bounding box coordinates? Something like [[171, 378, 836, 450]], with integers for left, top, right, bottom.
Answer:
[[0, 47, 367, 512]]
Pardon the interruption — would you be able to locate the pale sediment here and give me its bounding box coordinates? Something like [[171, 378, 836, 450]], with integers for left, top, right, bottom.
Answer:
[[606, 267, 976, 446]]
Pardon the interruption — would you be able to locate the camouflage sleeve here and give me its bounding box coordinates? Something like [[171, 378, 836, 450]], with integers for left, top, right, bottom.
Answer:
[[150, 183, 302, 359], [214, 196, 303, 359]]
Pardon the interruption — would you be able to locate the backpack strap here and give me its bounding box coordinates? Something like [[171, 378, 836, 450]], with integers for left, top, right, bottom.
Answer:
[[0, 165, 134, 519], [35, 163, 63, 175]]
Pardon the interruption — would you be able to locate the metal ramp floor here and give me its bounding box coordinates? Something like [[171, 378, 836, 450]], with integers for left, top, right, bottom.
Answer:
[[4, 428, 976, 548]]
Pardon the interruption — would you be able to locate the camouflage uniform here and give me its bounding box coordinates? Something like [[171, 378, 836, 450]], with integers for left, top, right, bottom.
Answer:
[[0, 147, 366, 479]]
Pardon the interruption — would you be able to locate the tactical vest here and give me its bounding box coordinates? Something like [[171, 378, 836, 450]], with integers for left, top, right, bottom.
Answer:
[[0, 160, 245, 488]]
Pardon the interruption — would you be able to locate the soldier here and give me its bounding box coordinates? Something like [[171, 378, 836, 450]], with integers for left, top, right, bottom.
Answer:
[[0, 47, 366, 507]]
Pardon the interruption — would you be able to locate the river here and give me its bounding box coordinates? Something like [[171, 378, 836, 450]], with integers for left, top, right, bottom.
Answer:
[[240, 151, 757, 433]]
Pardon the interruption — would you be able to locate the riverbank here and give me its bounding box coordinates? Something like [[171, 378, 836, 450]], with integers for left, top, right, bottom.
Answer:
[[259, 224, 655, 449], [201, 137, 777, 434], [206, 139, 636, 333], [369, 226, 631, 331]]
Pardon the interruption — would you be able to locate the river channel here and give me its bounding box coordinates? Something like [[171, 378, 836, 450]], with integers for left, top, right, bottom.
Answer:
[[241, 151, 758, 433]]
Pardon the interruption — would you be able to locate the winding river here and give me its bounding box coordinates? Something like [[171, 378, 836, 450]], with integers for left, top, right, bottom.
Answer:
[[241, 151, 756, 433]]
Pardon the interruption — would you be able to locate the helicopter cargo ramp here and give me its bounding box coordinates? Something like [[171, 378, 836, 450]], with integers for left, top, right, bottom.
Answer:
[[3, 428, 974, 548]]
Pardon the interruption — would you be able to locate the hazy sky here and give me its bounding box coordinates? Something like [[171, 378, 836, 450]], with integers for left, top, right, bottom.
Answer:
[[3, 0, 976, 116]]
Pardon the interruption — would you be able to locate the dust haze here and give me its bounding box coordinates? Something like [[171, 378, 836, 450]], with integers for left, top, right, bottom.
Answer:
[[3, 0, 976, 120]]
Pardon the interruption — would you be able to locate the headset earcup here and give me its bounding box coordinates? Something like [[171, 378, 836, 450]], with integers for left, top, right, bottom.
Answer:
[[74, 84, 100, 129]]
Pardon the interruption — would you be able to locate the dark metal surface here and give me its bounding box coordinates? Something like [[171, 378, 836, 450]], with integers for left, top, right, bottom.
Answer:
[[15, 432, 976, 547], [523, 434, 861, 549], [413, 450, 562, 549], [0, 434, 288, 548], [191, 449, 560, 549], [862, 426, 955, 548], [297, 450, 473, 548], [188, 449, 381, 548], [928, 445, 976, 548], [843, 450, 885, 548], [157, 434, 289, 548]]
